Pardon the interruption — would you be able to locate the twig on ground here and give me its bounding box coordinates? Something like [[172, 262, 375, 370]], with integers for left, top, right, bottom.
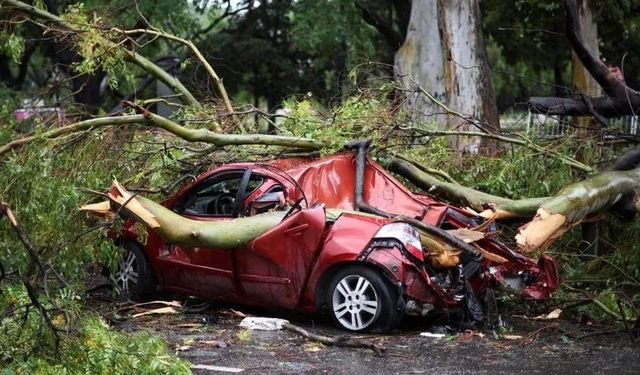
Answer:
[[282, 322, 386, 356]]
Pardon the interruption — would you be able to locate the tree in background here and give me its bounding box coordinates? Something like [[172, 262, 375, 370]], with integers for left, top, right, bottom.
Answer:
[[351, 0, 499, 153]]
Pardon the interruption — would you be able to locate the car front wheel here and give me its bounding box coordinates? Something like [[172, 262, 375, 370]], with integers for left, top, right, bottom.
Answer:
[[114, 241, 156, 299], [327, 266, 402, 332]]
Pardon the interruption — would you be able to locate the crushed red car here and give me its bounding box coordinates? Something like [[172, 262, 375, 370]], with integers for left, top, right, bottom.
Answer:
[[112, 152, 560, 332]]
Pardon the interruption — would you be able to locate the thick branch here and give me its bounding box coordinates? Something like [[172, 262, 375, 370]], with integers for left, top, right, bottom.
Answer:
[[528, 1, 640, 117], [516, 167, 640, 252], [81, 180, 286, 248], [142, 111, 317, 148], [128, 53, 197, 105], [529, 95, 640, 117], [413, 129, 594, 173], [564, 0, 637, 99], [0, 112, 319, 157], [388, 158, 546, 219], [113, 28, 234, 115]]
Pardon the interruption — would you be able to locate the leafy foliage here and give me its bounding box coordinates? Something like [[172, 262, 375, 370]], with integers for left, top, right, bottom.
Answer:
[[1, 285, 190, 374], [0, 31, 24, 63], [60, 4, 131, 89]]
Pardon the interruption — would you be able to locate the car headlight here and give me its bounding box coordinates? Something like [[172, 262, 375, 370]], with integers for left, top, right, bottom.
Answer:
[[373, 222, 423, 260]]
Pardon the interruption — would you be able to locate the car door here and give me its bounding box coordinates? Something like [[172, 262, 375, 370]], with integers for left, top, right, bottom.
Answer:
[[156, 169, 265, 300], [234, 205, 326, 309]]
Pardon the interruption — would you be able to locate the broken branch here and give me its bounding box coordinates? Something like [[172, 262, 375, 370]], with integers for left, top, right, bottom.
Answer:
[[0, 112, 319, 158], [81, 180, 287, 248], [282, 323, 385, 356], [516, 167, 640, 252], [388, 157, 546, 219], [112, 27, 235, 116], [3, 0, 198, 105]]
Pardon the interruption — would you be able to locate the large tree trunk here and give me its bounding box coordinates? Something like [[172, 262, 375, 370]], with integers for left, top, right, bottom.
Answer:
[[571, 0, 600, 99], [570, 0, 603, 255], [395, 0, 499, 153], [572, 0, 601, 138]]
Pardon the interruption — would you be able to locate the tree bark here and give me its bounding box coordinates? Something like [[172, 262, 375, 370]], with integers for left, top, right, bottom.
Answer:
[[395, 0, 499, 153]]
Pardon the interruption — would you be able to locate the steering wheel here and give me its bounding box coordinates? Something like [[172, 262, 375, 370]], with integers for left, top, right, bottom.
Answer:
[[208, 193, 236, 215]]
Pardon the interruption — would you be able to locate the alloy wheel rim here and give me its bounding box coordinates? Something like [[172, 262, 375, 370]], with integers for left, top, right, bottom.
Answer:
[[115, 250, 139, 293], [332, 274, 379, 330]]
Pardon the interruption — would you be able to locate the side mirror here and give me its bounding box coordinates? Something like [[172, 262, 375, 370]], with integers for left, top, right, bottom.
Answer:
[[247, 191, 286, 215]]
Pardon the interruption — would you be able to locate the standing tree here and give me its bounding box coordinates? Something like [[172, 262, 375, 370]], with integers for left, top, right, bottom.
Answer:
[[359, 0, 500, 153]]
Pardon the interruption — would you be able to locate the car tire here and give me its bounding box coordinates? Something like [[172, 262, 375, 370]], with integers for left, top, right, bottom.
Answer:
[[114, 241, 156, 300], [327, 265, 403, 333]]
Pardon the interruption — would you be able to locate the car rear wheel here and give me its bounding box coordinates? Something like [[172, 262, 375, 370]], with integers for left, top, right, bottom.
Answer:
[[114, 241, 156, 299], [327, 266, 402, 332]]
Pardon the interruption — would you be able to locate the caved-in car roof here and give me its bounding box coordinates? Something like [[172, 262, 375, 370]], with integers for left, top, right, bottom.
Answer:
[[279, 153, 451, 226]]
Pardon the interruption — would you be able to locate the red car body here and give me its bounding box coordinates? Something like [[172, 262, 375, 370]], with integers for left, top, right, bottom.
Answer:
[[116, 154, 559, 319]]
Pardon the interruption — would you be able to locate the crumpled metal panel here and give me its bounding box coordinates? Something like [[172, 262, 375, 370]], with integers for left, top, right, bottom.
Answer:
[[285, 154, 449, 225]]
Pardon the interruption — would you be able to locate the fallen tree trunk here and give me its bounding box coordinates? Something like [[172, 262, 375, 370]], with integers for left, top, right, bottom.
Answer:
[[529, 96, 640, 118], [81, 180, 285, 248], [516, 167, 640, 252], [388, 157, 546, 219]]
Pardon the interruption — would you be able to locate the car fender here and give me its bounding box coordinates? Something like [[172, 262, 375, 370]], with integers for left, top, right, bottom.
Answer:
[[299, 212, 387, 309]]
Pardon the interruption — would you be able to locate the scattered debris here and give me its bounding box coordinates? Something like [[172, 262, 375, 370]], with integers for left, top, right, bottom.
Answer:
[[229, 309, 247, 318], [236, 329, 252, 342], [534, 308, 563, 320], [458, 331, 485, 341], [191, 364, 244, 373], [419, 332, 446, 339], [304, 342, 324, 352], [132, 306, 178, 318], [239, 317, 289, 331], [200, 340, 228, 348], [502, 335, 523, 340], [238, 317, 385, 356]]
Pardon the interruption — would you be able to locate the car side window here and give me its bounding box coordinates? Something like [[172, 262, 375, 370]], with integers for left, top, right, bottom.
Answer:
[[176, 172, 263, 216]]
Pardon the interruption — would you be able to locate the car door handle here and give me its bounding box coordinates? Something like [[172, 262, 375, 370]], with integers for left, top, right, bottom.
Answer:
[[284, 223, 309, 236]]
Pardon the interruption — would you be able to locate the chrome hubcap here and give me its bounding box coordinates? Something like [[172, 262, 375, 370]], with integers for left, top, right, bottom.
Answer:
[[332, 274, 378, 330], [115, 250, 138, 293]]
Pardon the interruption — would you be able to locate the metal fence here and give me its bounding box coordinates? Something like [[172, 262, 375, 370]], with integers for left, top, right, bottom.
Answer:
[[521, 111, 639, 139]]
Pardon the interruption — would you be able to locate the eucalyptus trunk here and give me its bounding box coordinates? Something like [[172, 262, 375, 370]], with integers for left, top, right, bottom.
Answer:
[[395, 0, 499, 153]]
